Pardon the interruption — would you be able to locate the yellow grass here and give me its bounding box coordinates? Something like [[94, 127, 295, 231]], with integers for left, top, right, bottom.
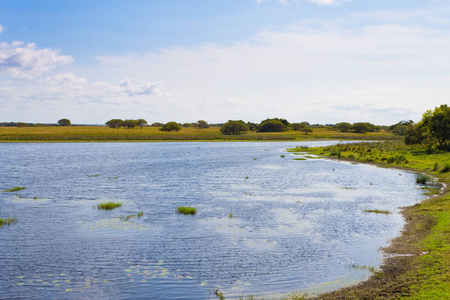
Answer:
[[0, 126, 401, 142]]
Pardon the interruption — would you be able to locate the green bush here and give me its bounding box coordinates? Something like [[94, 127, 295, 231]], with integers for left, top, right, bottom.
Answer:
[[97, 201, 122, 210], [177, 206, 196, 215], [160, 122, 181, 132]]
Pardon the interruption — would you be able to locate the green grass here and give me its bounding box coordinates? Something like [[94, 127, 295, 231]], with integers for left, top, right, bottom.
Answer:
[[363, 209, 392, 215], [1, 186, 26, 192], [177, 206, 196, 215], [416, 174, 432, 184], [0, 217, 17, 227], [289, 141, 450, 299], [0, 126, 400, 142], [97, 201, 122, 210]]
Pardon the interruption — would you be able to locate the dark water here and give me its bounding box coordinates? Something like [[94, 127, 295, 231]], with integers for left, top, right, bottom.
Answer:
[[0, 142, 426, 299]]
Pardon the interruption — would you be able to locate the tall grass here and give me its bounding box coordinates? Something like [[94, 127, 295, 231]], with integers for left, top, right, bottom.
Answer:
[[1, 187, 26, 192], [0, 217, 17, 227], [97, 201, 122, 210], [416, 174, 432, 184], [177, 206, 196, 215]]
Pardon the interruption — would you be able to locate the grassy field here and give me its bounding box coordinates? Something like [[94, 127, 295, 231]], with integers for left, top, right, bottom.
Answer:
[[288, 141, 450, 299], [0, 126, 401, 142]]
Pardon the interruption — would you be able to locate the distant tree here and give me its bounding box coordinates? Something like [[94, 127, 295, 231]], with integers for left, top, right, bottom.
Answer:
[[58, 118, 71, 126], [182, 123, 194, 128], [352, 122, 375, 133], [220, 120, 250, 135], [123, 119, 139, 129], [301, 127, 313, 135], [260, 118, 290, 128], [150, 122, 164, 127], [160, 121, 181, 132], [257, 120, 288, 132], [392, 125, 408, 136], [291, 123, 307, 131], [246, 122, 258, 131], [137, 119, 148, 129], [389, 120, 413, 132], [195, 120, 209, 129], [106, 119, 124, 128], [17, 122, 30, 127], [404, 122, 427, 147], [334, 122, 352, 132]]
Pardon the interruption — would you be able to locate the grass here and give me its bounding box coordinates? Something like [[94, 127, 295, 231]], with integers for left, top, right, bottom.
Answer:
[[122, 212, 144, 221], [1, 186, 26, 192], [0, 126, 401, 142], [289, 141, 450, 299], [96, 201, 122, 210], [416, 174, 432, 184], [363, 209, 392, 215], [176, 206, 196, 215], [0, 217, 17, 227]]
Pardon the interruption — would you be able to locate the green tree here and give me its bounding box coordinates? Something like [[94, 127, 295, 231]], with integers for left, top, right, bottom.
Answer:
[[352, 122, 375, 133], [291, 123, 307, 131], [404, 122, 427, 147], [301, 127, 313, 135], [220, 120, 250, 135], [123, 119, 139, 129], [58, 118, 71, 126], [137, 119, 148, 129], [160, 121, 181, 132], [260, 118, 290, 127], [195, 120, 209, 129], [257, 120, 288, 132], [334, 122, 352, 132], [105, 119, 124, 128], [422, 104, 450, 148]]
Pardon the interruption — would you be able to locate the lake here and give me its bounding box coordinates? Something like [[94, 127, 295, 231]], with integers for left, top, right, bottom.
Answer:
[[0, 142, 427, 299]]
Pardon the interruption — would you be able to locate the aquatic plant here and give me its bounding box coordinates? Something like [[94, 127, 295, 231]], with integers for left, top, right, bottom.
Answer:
[[294, 158, 306, 161], [0, 217, 17, 227], [416, 174, 431, 184], [88, 174, 100, 177], [177, 206, 196, 215], [122, 212, 145, 221], [210, 289, 225, 300], [363, 209, 392, 215], [1, 186, 26, 192], [280, 155, 286, 158], [97, 201, 122, 210], [229, 213, 234, 218]]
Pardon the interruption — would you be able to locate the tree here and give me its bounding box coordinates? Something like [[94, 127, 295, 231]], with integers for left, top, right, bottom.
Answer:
[[291, 123, 307, 131], [260, 118, 290, 128], [58, 118, 71, 126], [301, 127, 313, 135], [392, 125, 408, 136], [404, 122, 427, 147], [123, 119, 139, 129], [334, 122, 352, 132], [422, 104, 450, 148], [195, 120, 209, 129], [106, 119, 124, 128], [137, 119, 148, 129], [150, 122, 164, 127], [220, 120, 250, 135], [160, 121, 181, 132], [257, 120, 288, 132], [352, 122, 375, 133]]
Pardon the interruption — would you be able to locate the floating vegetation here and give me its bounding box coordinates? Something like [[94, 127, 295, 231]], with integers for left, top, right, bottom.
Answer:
[[253, 158, 258, 160], [245, 176, 249, 180], [108, 177, 119, 180], [416, 173, 432, 184], [363, 209, 392, 215], [0, 217, 17, 227], [122, 212, 145, 221], [88, 174, 100, 177], [122, 259, 195, 284], [14, 272, 110, 293], [1, 186, 26, 192], [211, 289, 225, 300], [177, 206, 196, 215], [79, 217, 148, 231], [294, 158, 306, 161], [228, 213, 234, 218], [97, 201, 122, 210], [280, 155, 286, 158]]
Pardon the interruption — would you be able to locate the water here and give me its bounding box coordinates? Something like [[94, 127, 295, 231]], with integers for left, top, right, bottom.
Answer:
[[0, 141, 427, 299]]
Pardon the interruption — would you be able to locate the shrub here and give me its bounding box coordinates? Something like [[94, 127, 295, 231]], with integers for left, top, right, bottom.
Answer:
[[220, 120, 249, 135], [416, 174, 431, 184], [257, 120, 288, 132], [160, 122, 181, 132], [440, 163, 450, 173]]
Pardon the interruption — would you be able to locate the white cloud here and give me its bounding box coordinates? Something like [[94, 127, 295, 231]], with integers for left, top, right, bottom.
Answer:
[[0, 42, 73, 79], [0, 25, 4, 34], [257, 0, 348, 5]]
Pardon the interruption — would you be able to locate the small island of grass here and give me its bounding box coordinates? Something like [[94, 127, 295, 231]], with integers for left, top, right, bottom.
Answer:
[[97, 201, 122, 210], [1, 187, 26, 192], [177, 206, 196, 215]]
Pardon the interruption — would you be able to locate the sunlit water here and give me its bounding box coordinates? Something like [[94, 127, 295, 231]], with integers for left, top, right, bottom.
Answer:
[[0, 142, 427, 299]]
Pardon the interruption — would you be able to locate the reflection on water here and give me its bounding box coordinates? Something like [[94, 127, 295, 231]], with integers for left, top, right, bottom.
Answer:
[[0, 141, 427, 299]]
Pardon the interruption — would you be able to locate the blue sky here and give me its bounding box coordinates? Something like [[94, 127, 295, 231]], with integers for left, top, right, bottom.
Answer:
[[0, 0, 449, 124]]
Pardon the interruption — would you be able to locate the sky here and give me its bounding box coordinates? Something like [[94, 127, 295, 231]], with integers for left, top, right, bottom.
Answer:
[[0, 0, 449, 125]]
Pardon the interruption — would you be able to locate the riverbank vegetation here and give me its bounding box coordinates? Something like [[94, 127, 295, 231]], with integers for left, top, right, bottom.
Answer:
[[289, 140, 450, 299]]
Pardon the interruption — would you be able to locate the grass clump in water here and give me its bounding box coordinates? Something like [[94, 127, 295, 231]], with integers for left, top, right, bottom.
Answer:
[[177, 206, 196, 215], [97, 201, 122, 210], [0, 217, 17, 227], [416, 174, 432, 184], [2, 187, 26, 192], [363, 209, 392, 214], [122, 212, 144, 221]]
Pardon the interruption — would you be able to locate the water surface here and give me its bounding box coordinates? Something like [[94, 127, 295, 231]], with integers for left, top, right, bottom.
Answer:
[[0, 142, 427, 299]]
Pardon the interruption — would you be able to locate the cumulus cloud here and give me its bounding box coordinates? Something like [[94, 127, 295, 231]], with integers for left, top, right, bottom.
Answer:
[[0, 25, 4, 34], [0, 41, 73, 79]]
